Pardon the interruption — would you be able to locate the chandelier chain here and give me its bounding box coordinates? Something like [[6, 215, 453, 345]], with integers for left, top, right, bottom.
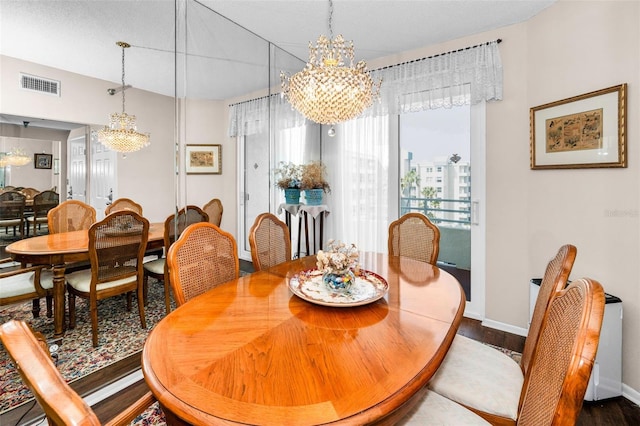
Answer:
[[328, 0, 334, 40], [120, 44, 126, 114]]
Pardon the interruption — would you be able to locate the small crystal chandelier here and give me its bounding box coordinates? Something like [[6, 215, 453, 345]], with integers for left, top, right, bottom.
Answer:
[[98, 41, 150, 153], [0, 148, 31, 167], [280, 0, 381, 132]]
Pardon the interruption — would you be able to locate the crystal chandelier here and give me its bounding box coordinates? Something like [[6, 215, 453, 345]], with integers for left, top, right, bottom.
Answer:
[[98, 41, 150, 153], [280, 0, 381, 132], [0, 148, 31, 167]]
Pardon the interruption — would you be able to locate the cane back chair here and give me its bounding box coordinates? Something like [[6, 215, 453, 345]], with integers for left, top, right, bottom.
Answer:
[[47, 200, 96, 234], [399, 278, 604, 426], [105, 197, 143, 216], [249, 212, 291, 271], [167, 222, 238, 307], [65, 211, 149, 347], [143, 206, 208, 314], [0, 190, 27, 237], [428, 244, 577, 422], [26, 190, 59, 236], [203, 198, 223, 227], [388, 212, 440, 264]]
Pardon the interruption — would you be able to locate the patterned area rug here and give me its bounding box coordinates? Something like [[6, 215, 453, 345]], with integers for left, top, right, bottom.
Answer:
[[0, 278, 169, 414]]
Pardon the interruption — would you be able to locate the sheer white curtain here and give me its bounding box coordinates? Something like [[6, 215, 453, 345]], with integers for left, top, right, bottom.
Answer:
[[325, 41, 502, 253], [324, 115, 391, 252]]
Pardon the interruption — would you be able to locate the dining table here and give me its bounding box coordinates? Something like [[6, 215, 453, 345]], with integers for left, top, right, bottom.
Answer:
[[142, 252, 465, 425], [5, 222, 164, 338]]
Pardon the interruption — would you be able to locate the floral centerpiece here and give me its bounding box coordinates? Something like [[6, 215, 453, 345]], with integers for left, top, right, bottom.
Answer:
[[316, 240, 359, 292], [275, 162, 302, 204]]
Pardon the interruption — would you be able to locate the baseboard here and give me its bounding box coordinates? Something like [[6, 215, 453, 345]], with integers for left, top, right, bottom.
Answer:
[[84, 369, 143, 407], [462, 310, 483, 321], [623, 383, 640, 406], [481, 318, 528, 337]]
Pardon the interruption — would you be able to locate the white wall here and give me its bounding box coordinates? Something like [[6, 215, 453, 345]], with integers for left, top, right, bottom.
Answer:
[[363, 0, 640, 398], [0, 55, 175, 223]]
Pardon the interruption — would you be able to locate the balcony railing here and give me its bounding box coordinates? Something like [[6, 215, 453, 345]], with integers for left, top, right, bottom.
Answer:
[[400, 196, 471, 227], [400, 196, 471, 269]]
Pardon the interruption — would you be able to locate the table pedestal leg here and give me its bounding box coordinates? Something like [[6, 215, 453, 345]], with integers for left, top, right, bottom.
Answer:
[[52, 263, 66, 338]]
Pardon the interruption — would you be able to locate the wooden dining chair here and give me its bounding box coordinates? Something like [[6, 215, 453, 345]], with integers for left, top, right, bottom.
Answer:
[[0, 259, 53, 318], [399, 278, 604, 426], [167, 222, 238, 307], [20, 187, 40, 200], [203, 197, 223, 227], [249, 212, 291, 271], [105, 197, 143, 216], [0, 190, 27, 237], [427, 244, 577, 423], [143, 205, 209, 314], [388, 212, 440, 264], [26, 190, 59, 236], [47, 199, 97, 234], [65, 210, 149, 347], [0, 319, 159, 425]]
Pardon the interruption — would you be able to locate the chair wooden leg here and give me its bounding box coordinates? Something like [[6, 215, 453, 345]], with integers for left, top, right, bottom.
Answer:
[[46, 295, 53, 318], [31, 298, 41, 318], [126, 292, 132, 311], [143, 273, 149, 306], [137, 285, 147, 329], [90, 298, 98, 347], [68, 292, 76, 329], [164, 277, 171, 315]]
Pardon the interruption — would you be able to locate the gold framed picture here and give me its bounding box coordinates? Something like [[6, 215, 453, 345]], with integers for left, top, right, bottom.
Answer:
[[530, 84, 627, 169], [185, 144, 222, 175]]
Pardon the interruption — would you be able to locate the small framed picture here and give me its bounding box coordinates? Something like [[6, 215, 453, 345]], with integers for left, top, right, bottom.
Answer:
[[530, 84, 627, 169], [185, 144, 222, 174], [34, 153, 53, 169]]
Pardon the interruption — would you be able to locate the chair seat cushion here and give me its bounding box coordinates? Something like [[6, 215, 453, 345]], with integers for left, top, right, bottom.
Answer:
[[143, 258, 165, 275], [428, 334, 524, 420], [39, 269, 55, 290], [26, 216, 48, 223], [397, 389, 490, 425], [0, 272, 39, 298], [66, 267, 138, 293]]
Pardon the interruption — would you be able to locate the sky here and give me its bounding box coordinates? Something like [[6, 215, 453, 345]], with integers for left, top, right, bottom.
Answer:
[[400, 105, 471, 163]]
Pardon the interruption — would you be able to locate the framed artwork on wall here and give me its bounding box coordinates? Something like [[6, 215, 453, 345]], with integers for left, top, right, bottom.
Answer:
[[530, 83, 627, 169], [185, 144, 222, 174], [34, 153, 53, 169]]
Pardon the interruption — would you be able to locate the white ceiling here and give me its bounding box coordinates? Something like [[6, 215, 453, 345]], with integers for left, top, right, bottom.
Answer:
[[0, 0, 555, 118]]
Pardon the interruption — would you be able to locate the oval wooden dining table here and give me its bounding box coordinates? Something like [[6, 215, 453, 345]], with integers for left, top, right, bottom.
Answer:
[[142, 252, 465, 425], [5, 222, 164, 338]]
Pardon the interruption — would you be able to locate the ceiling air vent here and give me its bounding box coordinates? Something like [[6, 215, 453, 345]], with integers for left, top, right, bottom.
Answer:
[[20, 73, 60, 96]]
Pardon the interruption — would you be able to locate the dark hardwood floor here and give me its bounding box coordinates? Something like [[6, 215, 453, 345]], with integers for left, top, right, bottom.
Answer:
[[2, 262, 639, 425]]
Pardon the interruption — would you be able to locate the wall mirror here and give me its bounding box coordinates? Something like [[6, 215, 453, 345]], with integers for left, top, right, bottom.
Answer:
[[0, 0, 318, 261]]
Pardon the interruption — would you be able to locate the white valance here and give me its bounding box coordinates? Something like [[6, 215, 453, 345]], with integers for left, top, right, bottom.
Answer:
[[365, 40, 502, 117], [229, 40, 502, 134], [228, 94, 307, 137]]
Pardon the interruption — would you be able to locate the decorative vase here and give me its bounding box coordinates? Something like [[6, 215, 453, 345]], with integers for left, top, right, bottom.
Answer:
[[284, 188, 301, 204], [305, 188, 324, 206], [322, 268, 356, 293]]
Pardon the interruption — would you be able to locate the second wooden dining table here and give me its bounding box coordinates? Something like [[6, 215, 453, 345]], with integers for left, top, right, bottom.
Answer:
[[142, 252, 465, 425], [5, 222, 164, 337]]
